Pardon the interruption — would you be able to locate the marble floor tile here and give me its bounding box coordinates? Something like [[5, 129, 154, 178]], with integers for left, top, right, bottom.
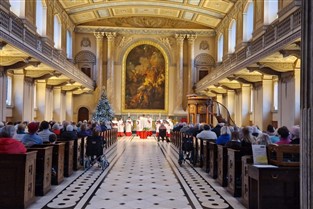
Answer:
[[28, 136, 246, 209]]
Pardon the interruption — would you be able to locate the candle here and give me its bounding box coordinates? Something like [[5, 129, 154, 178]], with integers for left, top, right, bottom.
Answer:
[[128, 113, 130, 117]]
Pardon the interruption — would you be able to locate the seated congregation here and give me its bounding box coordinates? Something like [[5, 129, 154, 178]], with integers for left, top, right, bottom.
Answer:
[[171, 122, 300, 209], [0, 120, 117, 209], [0, 119, 300, 209]]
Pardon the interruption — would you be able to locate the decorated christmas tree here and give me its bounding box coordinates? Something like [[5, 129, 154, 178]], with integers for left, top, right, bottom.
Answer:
[[92, 90, 115, 122]]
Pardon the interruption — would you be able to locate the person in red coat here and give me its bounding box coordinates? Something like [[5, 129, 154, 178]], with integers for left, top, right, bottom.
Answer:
[[0, 125, 26, 154]]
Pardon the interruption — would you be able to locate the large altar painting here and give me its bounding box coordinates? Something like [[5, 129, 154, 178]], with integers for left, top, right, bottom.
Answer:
[[123, 42, 168, 112]]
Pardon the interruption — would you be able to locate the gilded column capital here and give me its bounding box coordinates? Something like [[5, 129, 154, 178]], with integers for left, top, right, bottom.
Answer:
[[94, 32, 105, 39], [186, 34, 197, 44], [175, 34, 186, 43], [105, 32, 117, 41]]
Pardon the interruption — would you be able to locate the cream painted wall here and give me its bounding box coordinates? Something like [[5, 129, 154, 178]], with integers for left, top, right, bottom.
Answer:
[[262, 79, 273, 130], [46, 88, 54, 121], [65, 91, 73, 122], [53, 88, 62, 122], [74, 34, 97, 57], [73, 93, 95, 122]]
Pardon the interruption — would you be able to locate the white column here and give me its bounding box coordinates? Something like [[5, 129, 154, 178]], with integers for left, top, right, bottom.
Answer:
[[65, 91, 73, 122], [13, 73, 25, 122], [36, 80, 47, 121], [94, 32, 104, 90], [45, 87, 54, 121], [261, 78, 273, 130], [23, 78, 35, 121], [186, 34, 197, 94], [174, 34, 185, 114], [241, 85, 251, 126], [53, 87, 62, 122], [279, 72, 296, 129], [105, 32, 116, 104], [226, 90, 235, 119]]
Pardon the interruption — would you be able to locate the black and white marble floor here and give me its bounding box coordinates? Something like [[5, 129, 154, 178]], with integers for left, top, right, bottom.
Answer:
[[28, 136, 246, 209]]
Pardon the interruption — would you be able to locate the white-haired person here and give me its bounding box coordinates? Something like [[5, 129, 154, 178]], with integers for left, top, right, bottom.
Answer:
[[290, 125, 300, 144], [0, 125, 26, 154]]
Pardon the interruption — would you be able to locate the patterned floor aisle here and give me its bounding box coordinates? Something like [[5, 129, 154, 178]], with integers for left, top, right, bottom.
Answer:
[[28, 136, 246, 209]]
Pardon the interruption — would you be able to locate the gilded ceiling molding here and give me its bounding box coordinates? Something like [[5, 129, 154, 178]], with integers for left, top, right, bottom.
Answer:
[[76, 26, 215, 36]]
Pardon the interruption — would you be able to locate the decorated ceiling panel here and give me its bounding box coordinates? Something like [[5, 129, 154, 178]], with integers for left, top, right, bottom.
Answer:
[[60, 0, 236, 28]]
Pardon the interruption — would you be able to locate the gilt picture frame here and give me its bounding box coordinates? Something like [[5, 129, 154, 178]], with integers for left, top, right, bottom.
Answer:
[[122, 41, 168, 114]]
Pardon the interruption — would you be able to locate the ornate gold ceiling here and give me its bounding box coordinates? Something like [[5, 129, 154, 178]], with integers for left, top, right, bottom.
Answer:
[[59, 0, 235, 29]]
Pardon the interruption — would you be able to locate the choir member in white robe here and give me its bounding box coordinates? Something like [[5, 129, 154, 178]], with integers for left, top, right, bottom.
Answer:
[[112, 118, 118, 129], [146, 115, 153, 136], [125, 117, 133, 136], [155, 120, 161, 137], [117, 118, 124, 137], [136, 117, 141, 136], [140, 114, 148, 139], [167, 119, 174, 138]]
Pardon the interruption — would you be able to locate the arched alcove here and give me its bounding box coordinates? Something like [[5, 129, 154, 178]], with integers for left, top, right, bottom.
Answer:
[[75, 50, 96, 80], [78, 107, 89, 122], [194, 53, 215, 82]]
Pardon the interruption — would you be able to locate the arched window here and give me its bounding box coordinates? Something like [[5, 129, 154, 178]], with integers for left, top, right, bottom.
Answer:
[[66, 30, 72, 59], [264, 0, 278, 25], [6, 76, 12, 106], [243, 1, 254, 42], [228, 20, 236, 54], [36, 0, 47, 36], [217, 34, 224, 62], [54, 15, 62, 49], [9, 0, 23, 16], [273, 79, 278, 111]]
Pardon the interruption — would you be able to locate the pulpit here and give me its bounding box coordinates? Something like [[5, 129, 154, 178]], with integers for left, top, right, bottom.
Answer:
[[187, 94, 212, 124]]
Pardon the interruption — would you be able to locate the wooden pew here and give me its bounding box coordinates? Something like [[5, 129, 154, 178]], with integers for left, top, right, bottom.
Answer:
[[34, 143, 65, 185], [267, 144, 300, 167], [209, 142, 218, 179], [27, 146, 53, 196], [248, 165, 300, 209], [197, 138, 204, 168], [0, 151, 37, 209], [192, 136, 198, 166], [226, 148, 243, 197], [73, 137, 83, 170], [241, 155, 253, 207], [217, 145, 228, 187], [201, 139, 216, 173], [57, 140, 74, 177]]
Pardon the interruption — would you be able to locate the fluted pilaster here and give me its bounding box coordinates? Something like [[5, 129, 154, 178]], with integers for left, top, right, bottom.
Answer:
[[94, 32, 104, 91], [105, 32, 116, 104], [174, 34, 185, 114], [186, 34, 197, 94]]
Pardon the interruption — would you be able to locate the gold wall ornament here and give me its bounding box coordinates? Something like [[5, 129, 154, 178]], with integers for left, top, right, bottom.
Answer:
[[122, 41, 168, 114], [81, 37, 91, 47]]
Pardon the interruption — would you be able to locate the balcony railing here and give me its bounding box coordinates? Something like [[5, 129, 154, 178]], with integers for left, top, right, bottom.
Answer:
[[196, 3, 301, 92], [0, 6, 94, 90]]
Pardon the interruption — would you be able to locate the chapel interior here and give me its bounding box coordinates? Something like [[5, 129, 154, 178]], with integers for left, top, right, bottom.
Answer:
[[0, 0, 311, 209]]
